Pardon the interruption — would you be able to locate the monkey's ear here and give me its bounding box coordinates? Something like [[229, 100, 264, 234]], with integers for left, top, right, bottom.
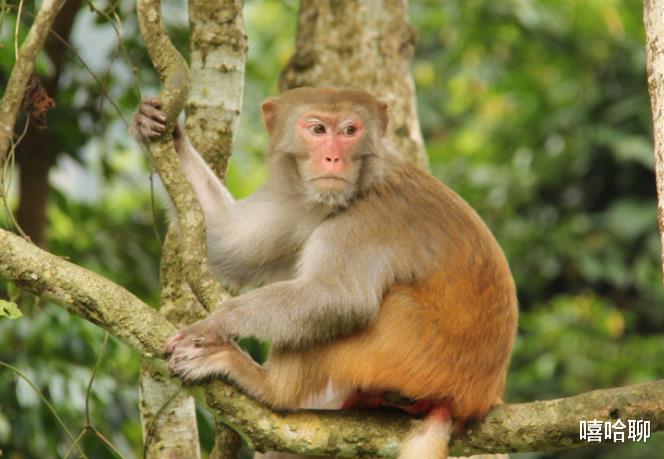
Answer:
[[261, 99, 278, 135], [377, 101, 389, 136]]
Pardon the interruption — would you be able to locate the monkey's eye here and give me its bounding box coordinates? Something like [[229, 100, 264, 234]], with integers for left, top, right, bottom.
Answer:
[[310, 124, 326, 135], [342, 125, 358, 136]]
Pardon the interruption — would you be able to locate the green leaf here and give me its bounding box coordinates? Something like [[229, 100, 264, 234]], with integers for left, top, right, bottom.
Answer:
[[0, 300, 23, 320]]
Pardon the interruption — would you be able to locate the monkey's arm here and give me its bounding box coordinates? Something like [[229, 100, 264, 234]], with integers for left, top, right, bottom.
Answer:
[[176, 134, 302, 287], [135, 99, 296, 287], [171, 220, 395, 349]]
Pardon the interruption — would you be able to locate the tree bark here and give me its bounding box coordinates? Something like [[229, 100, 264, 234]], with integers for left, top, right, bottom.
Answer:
[[136, 1, 247, 456], [188, 2, 248, 457], [187, 0, 247, 179], [645, 0, 664, 280], [136, 0, 228, 311], [0, 0, 66, 165], [139, 363, 201, 459], [140, 227, 205, 459], [280, 0, 427, 167], [183, 0, 247, 309]]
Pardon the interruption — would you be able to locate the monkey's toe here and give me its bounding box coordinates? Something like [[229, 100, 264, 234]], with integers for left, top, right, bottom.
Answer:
[[168, 345, 232, 383]]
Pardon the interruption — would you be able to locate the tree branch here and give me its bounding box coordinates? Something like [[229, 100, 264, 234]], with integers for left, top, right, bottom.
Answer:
[[136, 0, 228, 310], [0, 0, 66, 164], [136, 1, 239, 454], [0, 227, 662, 456], [0, 228, 170, 357]]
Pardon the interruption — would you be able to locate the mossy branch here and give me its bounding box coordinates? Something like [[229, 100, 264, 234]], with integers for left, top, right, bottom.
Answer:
[[0, 0, 66, 165], [1, 227, 662, 456], [136, 0, 228, 310]]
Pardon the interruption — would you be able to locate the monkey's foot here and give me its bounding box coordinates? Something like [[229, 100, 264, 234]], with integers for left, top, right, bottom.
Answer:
[[167, 340, 237, 383]]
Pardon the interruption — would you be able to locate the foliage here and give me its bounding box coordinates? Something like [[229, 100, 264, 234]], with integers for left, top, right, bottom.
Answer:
[[0, 299, 22, 319], [0, 0, 662, 458]]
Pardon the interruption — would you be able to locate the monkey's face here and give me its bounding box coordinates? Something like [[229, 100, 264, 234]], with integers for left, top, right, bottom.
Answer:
[[294, 111, 366, 203]]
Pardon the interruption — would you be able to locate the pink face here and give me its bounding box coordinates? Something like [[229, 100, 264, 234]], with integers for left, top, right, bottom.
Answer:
[[297, 112, 365, 191]]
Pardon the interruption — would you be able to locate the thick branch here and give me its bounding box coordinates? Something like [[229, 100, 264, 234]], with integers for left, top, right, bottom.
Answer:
[[1, 227, 662, 456], [0, 0, 66, 164], [645, 0, 664, 279], [136, 0, 228, 310], [0, 228, 170, 357]]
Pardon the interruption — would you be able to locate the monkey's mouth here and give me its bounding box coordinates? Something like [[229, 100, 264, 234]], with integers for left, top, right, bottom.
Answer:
[[310, 176, 349, 183], [310, 176, 350, 191]]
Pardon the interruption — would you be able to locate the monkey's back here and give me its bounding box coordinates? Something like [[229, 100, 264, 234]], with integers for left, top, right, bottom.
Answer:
[[319, 159, 518, 421]]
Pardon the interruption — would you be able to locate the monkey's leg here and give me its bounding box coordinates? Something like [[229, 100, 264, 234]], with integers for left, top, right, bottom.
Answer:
[[170, 342, 346, 458], [169, 340, 330, 409]]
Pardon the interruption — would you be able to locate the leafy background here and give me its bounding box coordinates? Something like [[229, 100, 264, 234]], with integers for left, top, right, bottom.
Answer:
[[0, 0, 662, 457]]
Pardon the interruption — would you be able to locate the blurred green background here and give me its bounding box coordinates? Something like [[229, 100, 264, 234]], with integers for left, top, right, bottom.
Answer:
[[1, 0, 662, 457]]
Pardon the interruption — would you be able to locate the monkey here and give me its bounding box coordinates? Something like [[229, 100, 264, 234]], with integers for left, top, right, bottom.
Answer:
[[134, 87, 518, 459]]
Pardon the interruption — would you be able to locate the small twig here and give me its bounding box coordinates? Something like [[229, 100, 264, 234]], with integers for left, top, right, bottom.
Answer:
[[0, 361, 90, 459], [47, 28, 129, 128], [1, 3, 131, 129], [0, 116, 30, 239], [86, 0, 136, 131], [63, 428, 88, 459], [90, 426, 126, 458], [13, 0, 25, 59], [84, 332, 109, 425]]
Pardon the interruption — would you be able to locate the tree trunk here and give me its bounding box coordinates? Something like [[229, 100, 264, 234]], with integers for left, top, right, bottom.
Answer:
[[138, 1, 247, 457], [280, 0, 427, 167], [186, 0, 247, 179], [139, 363, 201, 459], [140, 229, 206, 459], [15, 0, 83, 247], [645, 0, 664, 279]]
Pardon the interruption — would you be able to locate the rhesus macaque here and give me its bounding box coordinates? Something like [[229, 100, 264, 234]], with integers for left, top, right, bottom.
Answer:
[[135, 87, 518, 459]]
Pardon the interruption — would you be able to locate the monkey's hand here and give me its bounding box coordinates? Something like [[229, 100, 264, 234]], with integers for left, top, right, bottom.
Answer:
[[133, 97, 182, 141], [164, 317, 235, 382]]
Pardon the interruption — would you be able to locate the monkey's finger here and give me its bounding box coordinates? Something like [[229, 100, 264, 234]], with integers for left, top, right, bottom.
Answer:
[[136, 114, 166, 137], [140, 103, 167, 123], [164, 332, 185, 355], [143, 97, 161, 108]]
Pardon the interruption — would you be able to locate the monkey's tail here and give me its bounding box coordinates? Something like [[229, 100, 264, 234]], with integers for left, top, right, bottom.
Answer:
[[398, 404, 452, 459]]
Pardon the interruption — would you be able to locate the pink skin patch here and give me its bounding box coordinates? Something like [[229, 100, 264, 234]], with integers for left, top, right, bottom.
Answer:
[[164, 331, 186, 355], [342, 390, 453, 419], [428, 402, 453, 421], [297, 112, 364, 183]]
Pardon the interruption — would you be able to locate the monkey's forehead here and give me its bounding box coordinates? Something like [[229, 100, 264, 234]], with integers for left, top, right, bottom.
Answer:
[[276, 87, 383, 111]]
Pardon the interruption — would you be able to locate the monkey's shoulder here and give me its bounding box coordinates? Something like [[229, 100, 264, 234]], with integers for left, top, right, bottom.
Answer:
[[360, 160, 481, 224], [346, 159, 505, 257]]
